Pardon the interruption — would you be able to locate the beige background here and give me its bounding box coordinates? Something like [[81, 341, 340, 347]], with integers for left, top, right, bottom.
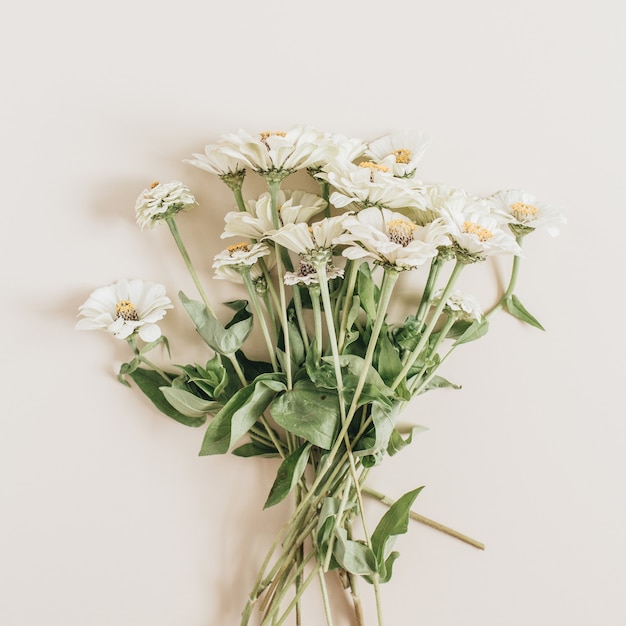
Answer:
[[2, 0, 624, 624]]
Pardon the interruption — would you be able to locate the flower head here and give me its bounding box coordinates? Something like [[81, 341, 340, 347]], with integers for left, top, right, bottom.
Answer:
[[366, 131, 430, 178], [337, 207, 449, 270], [222, 190, 327, 240], [212, 241, 271, 270], [218, 126, 338, 178], [135, 181, 197, 230], [433, 289, 483, 322], [439, 197, 521, 262], [488, 189, 566, 237], [76, 279, 173, 342], [284, 261, 344, 286]]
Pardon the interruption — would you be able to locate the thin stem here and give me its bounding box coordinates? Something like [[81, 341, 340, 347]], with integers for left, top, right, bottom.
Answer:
[[337, 260, 359, 353], [241, 270, 279, 371], [392, 260, 464, 390], [363, 486, 485, 550], [486, 236, 524, 318], [318, 568, 335, 626], [166, 217, 214, 315]]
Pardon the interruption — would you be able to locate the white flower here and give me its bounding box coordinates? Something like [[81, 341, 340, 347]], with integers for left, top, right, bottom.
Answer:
[[284, 261, 344, 286], [321, 161, 423, 211], [366, 131, 430, 178], [76, 279, 173, 342], [440, 197, 521, 262], [264, 216, 348, 257], [135, 181, 196, 230], [213, 251, 274, 284], [337, 207, 450, 269], [433, 289, 483, 322], [222, 190, 327, 240], [307, 133, 367, 172], [487, 189, 566, 237], [218, 126, 338, 175], [212, 241, 271, 270], [184, 144, 245, 177]]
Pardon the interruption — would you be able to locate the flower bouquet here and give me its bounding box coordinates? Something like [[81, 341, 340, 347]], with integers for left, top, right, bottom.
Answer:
[[77, 127, 564, 625]]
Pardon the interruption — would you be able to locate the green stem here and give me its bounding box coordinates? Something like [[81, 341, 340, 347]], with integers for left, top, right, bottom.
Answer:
[[392, 260, 464, 390], [486, 236, 524, 319], [414, 255, 442, 327], [318, 568, 335, 626], [363, 486, 485, 550], [241, 270, 279, 371], [166, 217, 214, 315], [337, 260, 359, 353]]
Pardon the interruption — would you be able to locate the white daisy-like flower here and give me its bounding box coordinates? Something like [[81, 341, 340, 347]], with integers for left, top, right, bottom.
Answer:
[[307, 133, 367, 172], [135, 181, 197, 230], [433, 289, 483, 322], [366, 131, 430, 178], [336, 207, 450, 270], [184, 144, 246, 177], [213, 250, 275, 284], [218, 126, 338, 176], [487, 189, 566, 237], [222, 190, 327, 240], [320, 161, 422, 211], [212, 241, 271, 270], [440, 197, 521, 262], [284, 261, 344, 286], [76, 279, 173, 342], [264, 216, 349, 258]]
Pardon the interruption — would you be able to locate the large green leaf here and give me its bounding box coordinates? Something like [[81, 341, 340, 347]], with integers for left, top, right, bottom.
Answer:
[[263, 443, 311, 508], [506, 294, 545, 330], [270, 383, 340, 449], [129, 368, 206, 427], [333, 528, 378, 576], [369, 487, 423, 582], [199, 375, 284, 456], [452, 318, 490, 346], [357, 263, 379, 320], [159, 386, 221, 418], [179, 292, 253, 355]]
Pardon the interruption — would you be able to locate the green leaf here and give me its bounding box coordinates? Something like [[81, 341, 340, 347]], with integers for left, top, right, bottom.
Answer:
[[333, 529, 378, 576], [378, 551, 400, 584], [357, 263, 379, 319], [264, 443, 311, 508], [323, 354, 394, 397], [129, 368, 206, 427], [370, 487, 423, 581], [354, 401, 400, 457], [453, 318, 490, 346], [506, 295, 545, 330], [287, 319, 306, 368], [386, 426, 428, 456], [420, 375, 461, 394], [231, 442, 279, 458], [199, 377, 281, 455], [375, 327, 404, 387], [159, 386, 221, 418], [179, 292, 253, 355], [270, 383, 340, 449]]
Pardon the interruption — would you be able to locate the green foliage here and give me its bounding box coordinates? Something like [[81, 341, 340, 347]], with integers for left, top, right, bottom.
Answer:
[[505, 294, 545, 330], [128, 368, 207, 427], [263, 443, 311, 508]]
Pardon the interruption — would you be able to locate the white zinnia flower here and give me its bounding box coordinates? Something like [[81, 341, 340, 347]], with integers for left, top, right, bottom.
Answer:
[[337, 207, 450, 270], [433, 289, 483, 322], [440, 197, 521, 262], [222, 190, 327, 240], [212, 241, 271, 270], [213, 251, 275, 284], [76, 279, 173, 342], [184, 144, 246, 177], [487, 189, 566, 237], [366, 131, 430, 178], [218, 126, 338, 176], [321, 161, 422, 211], [264, 216, 348, 257], [284, 261, 344, 286], [135, 181, 197, 230]]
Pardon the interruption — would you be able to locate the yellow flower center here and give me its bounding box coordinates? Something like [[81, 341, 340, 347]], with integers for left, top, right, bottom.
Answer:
[[391, 148, 412, 164], [463, 221, 494, 242], [510, 202, 538, 221], [358, 161, 391, 173], [388, 219, 417, 247], [115, 300, 139, 321], [260, 131, 286, 141], [150, 181, 160, 189], [227, 242, 251, 256]]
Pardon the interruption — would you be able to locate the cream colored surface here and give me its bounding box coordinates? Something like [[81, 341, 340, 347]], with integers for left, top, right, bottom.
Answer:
[[2, 1, 624, 624]]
